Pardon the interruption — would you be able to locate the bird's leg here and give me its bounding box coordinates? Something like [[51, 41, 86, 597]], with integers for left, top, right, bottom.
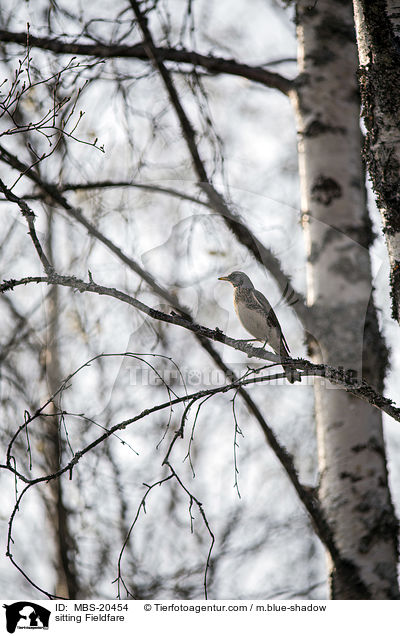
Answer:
[[242, 338, 268, 348], [239, 338, 261, 358]]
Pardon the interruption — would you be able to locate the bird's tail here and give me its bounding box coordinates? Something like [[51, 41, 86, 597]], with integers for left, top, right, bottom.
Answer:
[[279, 338, 301, 384]]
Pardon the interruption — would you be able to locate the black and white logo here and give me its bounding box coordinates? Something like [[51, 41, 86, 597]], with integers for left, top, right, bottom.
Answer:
[[3, 602, 50, 633]]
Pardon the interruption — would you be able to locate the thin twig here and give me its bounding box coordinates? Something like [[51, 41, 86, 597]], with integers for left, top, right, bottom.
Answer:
[[2, 274, 400, 422], [128, 0, 307, 325]]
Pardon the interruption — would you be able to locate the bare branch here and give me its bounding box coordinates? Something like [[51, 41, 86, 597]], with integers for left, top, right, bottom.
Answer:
[[125, 2, 307, 326], [0, 156, 313, 576], [0, 29, 294, 94], [0, 132, 308, 327], [2, 274, 400, 424], [2, 345, 386, 601], [27, 180, 209, 206], [0, 178, 53, 274], [0, 164, 318, 554]]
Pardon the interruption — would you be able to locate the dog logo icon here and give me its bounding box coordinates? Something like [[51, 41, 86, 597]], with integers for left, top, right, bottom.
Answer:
[[3, 602, 50, 633]]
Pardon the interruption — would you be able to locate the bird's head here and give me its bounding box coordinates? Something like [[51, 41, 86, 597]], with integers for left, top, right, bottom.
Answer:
[[218, 271, 254, 289]]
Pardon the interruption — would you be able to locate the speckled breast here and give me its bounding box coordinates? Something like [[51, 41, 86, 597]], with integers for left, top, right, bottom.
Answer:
[[233, 289, 268, 341]]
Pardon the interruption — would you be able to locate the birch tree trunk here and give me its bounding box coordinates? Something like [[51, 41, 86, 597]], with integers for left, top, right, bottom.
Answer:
[[352, 0, 400, 323], [291, 0, 398, 599]]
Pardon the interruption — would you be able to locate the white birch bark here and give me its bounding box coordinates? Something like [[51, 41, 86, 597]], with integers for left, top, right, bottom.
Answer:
[[353, 0, 400, 322], [290, 0, 398, 599]]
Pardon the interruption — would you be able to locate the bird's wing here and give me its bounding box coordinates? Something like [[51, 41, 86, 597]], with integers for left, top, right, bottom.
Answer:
[[252, 289, 290, 354]]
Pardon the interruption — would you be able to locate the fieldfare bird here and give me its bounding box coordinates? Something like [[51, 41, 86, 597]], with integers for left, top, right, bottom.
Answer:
[[218, 271, 300, 383]]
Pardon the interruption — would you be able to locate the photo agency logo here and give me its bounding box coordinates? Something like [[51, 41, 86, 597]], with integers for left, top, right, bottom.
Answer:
[[3, 603, 51, 633]]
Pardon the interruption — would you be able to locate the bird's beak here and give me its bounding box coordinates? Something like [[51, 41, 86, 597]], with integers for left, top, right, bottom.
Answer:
[[218, 276, 230, 282]]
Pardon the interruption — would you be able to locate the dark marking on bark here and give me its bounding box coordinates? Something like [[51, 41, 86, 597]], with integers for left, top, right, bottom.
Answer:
[[357, 500, 399, 561], [307, 227, 338, 264], [373, 561, 400, 599], [349, 175, 363, 190], [329, 256, 371, 284], [362, 293, 388, 390], [304, 329, 320, 358], [351, 437, 385, 457], [389, 264, 400, 322], [294, 3, 318, 27], [311, 176, 342, 205], [340, 223, 376, 249], [339, 471, 363, 483], [355, 500, 372, 513], [307, 47, 338, 66], [330, 559, 372, 600], [304, 119, 346, 137], [316, 15, 357, 46]]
